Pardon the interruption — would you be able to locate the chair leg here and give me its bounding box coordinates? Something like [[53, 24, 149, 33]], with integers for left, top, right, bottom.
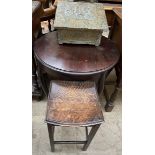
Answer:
[[48, 19, 51, 32], [82, 124, 100, 151], [47, 124, 55, 152]]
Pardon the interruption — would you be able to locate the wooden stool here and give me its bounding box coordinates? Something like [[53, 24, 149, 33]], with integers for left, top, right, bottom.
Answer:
[[45, 80, 104, 151]]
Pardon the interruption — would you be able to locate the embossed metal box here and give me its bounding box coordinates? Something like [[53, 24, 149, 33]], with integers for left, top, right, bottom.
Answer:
[[54, 1, 109, 46]]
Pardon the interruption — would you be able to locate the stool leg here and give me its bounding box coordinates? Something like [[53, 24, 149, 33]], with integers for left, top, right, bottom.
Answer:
[[82, 124, 100, 151], [47, 124, 55, 152]]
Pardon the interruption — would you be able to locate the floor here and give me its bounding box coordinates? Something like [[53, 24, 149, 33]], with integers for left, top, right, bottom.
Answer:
[[32, 70, 122, 155]]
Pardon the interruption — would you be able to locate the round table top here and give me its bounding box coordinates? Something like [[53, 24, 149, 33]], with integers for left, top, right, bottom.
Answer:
[[34, 31, 120, 75]]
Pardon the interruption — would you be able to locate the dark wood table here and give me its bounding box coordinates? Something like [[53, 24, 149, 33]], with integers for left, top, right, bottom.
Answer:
[[34, 31, 120, 109]]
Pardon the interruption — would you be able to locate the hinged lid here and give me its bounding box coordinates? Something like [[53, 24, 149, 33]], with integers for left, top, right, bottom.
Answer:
[[54, 1, 108, 31]]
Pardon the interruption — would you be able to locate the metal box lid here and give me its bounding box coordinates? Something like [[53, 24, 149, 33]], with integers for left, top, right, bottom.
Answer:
[[54, 1, 108, 31]]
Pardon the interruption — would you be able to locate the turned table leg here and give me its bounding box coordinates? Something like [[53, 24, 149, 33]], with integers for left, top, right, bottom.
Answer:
[[104, 58, 122, 112], [36, 63, 49, 97], [32, 52, 43, 100]]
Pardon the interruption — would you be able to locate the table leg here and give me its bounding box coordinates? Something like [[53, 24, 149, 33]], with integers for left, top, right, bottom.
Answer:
[[105, 58, 122, 112], [97, 72, 107, 96], [32, 52, 43, 100], [35, 62, 49, 97]]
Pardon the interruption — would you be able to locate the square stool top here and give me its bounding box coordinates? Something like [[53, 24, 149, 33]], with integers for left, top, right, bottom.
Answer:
[[45, 81, 104, 126]]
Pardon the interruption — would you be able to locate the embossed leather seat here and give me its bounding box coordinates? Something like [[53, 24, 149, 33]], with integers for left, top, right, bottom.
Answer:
[[46, 80, 104, 151]]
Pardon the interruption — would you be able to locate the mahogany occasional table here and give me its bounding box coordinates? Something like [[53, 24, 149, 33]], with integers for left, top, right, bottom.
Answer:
[[34, 31, 120, 110]]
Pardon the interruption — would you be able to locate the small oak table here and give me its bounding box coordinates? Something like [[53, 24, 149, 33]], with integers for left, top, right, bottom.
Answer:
[[34, 31, 120, 110]]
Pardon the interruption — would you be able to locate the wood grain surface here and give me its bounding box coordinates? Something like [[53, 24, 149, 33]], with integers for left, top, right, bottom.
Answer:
[[46, 81, 104, 126], [34, 31, 120, 74]]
